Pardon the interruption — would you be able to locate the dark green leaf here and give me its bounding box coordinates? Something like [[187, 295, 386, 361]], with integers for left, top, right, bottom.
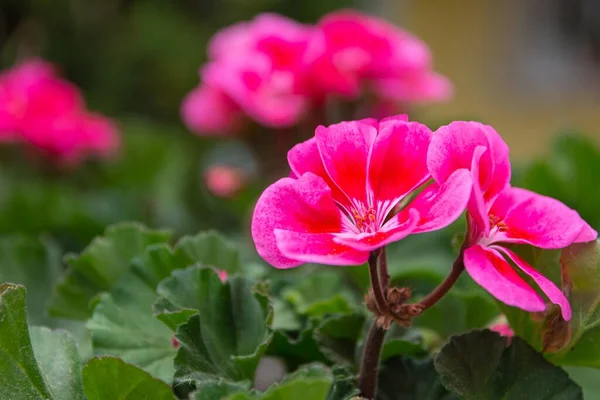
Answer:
[[434, 330, 582, 400], [314, 313, 365, 367], [82, 356, 175, 400], [191, 380, 251, 400], [172, 267, 272, 383], [378, 357, 455, 400], [326, 366, 359, 400]]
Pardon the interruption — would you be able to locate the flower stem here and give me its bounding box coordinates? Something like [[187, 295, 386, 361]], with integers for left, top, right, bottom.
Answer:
[[359, 322, 386, 400], [379, 247, 389, 292], [368, 249, 387, 313], [417, 251, 465, 310]]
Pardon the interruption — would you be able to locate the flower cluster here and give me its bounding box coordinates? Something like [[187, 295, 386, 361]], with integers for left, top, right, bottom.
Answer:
[[251, 116, 597, 318], [0, 59, 119, 165], [182, 11, 450, 136]]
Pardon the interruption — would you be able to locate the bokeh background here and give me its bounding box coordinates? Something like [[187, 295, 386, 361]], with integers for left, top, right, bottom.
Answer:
[[1, 0, 599, 251]]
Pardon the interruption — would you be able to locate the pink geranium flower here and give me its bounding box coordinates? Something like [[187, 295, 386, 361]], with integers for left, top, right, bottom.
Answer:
[[305, 10, 451, 102], [181, 84, 241, 135], [428, 122, 597, 320], [183, 14, 313, 132], [0, 59, 120, 165], [252, 115, 473, 268]]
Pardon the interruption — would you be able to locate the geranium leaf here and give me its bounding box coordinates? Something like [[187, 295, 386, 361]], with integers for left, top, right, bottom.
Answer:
[[49, 223, 172, 319], [30, 326, 85, 400], [434, 330, 582, 400], [0, 235, 62, 326], [0, 284, 85, 400], [171, 267, 272, 384], [314, 313, 364, 367], [82, 357, 175, 400]]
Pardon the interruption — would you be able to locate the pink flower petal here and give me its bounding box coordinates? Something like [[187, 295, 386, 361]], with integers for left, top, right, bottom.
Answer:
[[368, 119, 432, 212], [287, 137, 348, 206], [496, 187, 594, 249], [401, 168, 473, 234], [315, 119, 377, 205], [495, 246, 571, 320], [428, 121, 510, 205], [181, 84, 240, 135], [467, 145, 491, 235], [274, 230, 368, 266], [333, 208, 420, 252], [575, 223, 598, 243], [463, 244, 546, 313], [251, 173, 344, 268]]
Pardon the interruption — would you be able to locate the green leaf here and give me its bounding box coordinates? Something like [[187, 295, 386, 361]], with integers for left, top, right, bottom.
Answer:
[[380, 325, 427, 362], [191, 381, 251, 400], [172, 267, 273, 383], [175, 231, 241, 273], [82, 357, 175, 400], [226, 364, 333, 400], [282, 270, 357, 318], [87, 293, 176, 383], [30, 326, 85, 400], [378, 357, 455, 400], [325, 366, 359, 400], [434, 330, 582, 400], [0, 235, 62, 325], [86, 231, 244, 382], [566, 367, 600, 399], [49, 223, 172, 319], [267, 322, 328, 369], [0, 283, 54, 399], [314, 313, 364, 367]]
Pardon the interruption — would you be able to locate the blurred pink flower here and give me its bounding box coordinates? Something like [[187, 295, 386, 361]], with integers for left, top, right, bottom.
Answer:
[[305, 10, 451, 102], [184, 14, 313, 132], [204, 165, 246, 198], [0, 59, 120, 165], [181, 84, 241, 135], [251, 115, 472, 268], [428, 122, 597, 320]]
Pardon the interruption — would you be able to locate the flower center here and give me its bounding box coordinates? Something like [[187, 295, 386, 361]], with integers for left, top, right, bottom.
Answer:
[[352, 204, 378, 233], [489, 214, 508, 232]]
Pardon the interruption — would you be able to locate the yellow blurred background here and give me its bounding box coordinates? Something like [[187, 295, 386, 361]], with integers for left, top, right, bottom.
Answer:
[[392, 0, 600, 160]]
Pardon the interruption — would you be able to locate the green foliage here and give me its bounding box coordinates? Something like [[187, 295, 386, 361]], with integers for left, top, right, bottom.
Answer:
[[82, 357, 176, 400], [49, 222, 172, 319], [499, 241, 600, 369], [172, 267, 273, 383], [435, 330, 582, 400]]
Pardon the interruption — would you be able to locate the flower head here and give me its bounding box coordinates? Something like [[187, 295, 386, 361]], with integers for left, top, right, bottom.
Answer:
[[204, 165, 246, 198], [305, 10, 452, 102], [428, 122, 597, 320], [0, 59, 120, 165], [252, 115, 473, 268]]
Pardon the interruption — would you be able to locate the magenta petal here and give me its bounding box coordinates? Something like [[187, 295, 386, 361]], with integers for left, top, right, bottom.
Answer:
[[402, 169, 473, 234], [287, 137, 348, 206], [368, 120, 432, 207], [315, 120, 377, 204], [334, 208, 420, 251], [498, 187, 593, 249], [496, 246, 571, 320], [428, 121, 510, 204], [463, 245, 546, 313], [467, 145, 491, 235], [274, 230, 368, 266], [251, 173, 344, 268], [575, 223, 598, 243]]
